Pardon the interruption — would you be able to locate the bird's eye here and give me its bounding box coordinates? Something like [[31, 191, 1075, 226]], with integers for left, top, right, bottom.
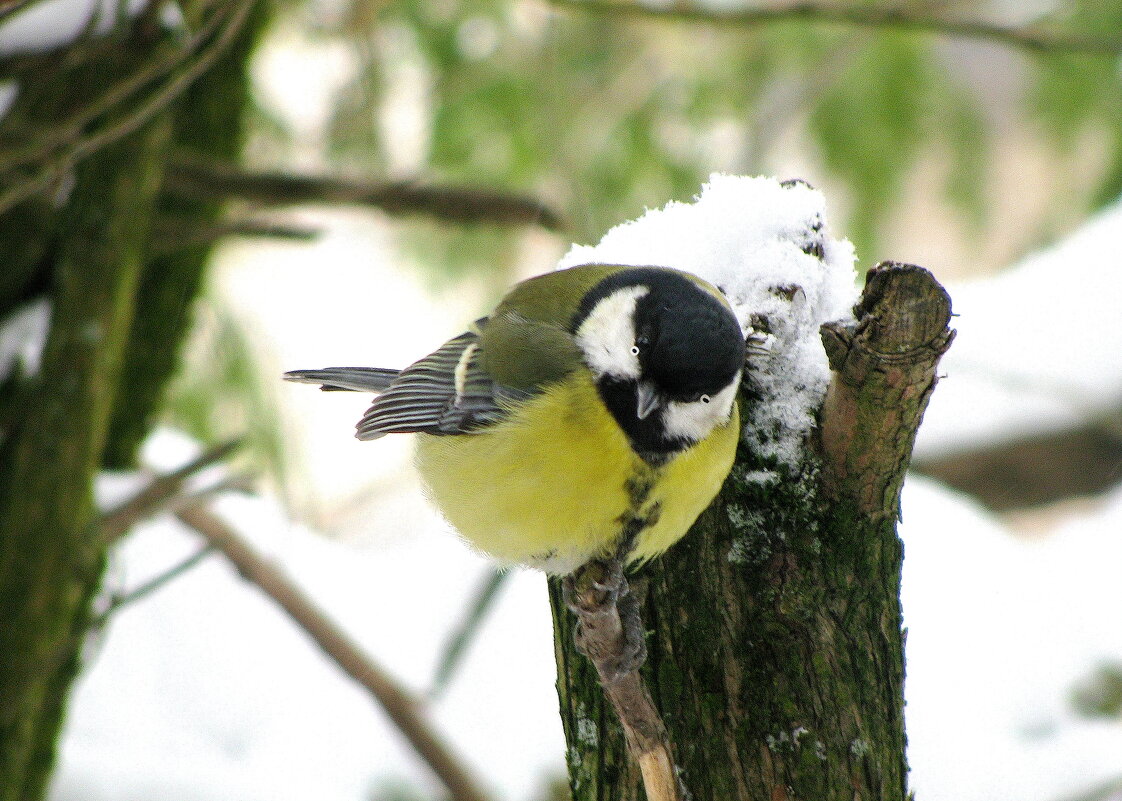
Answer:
[[630, 345, 640, 356], [700, 394, 711, 404]]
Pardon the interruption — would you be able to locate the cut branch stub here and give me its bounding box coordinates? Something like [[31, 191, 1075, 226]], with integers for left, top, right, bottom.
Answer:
[[818, 261, 954, 517]]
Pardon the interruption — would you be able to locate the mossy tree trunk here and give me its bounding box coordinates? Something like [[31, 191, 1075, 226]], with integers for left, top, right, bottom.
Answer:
[[0, 5, 266, 799], [551, 263, 953, 800]]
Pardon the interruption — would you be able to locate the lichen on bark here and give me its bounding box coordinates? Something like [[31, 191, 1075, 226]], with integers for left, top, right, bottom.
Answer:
[[551, 262, 953, 800]]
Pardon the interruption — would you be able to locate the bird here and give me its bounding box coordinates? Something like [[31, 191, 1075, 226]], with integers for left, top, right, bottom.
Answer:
[[285, 263, 747, 577]]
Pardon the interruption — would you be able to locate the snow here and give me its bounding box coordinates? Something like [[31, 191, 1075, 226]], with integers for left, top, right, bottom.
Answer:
[[0, 0, 149, 56], [11, 165, 1116, 799], [902, 477, 1122, 801], [560, 174, 859, 467], [55, 435, 1122, 801], [0, 297, 50, 382], [0, 81, 17, 120], [54, 431, 565, 801], [915, 193, 1122, 459]]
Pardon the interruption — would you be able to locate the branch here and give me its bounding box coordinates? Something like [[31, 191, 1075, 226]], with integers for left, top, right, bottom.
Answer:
[[429, 569, 509, 699], [818, 262, 954, 515], [96, 438, 242, 543], [0, 5, 220, 171], [565, 558, 682, 801], [550, 0, 1122, 55], [0, 0, 257, 215], [0, 0, 48, 23], [164, 157, 565, 230], [913, 417, 1122, 512], [94, 545, 215, 625], [149, 216, 322, 254], [176, 504, 495, 801]]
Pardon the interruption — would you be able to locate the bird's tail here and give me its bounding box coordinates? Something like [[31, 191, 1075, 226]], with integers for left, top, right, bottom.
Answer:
[[283, 367, 400, 393]]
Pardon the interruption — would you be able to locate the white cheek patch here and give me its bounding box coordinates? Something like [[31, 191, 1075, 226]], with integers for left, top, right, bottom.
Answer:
[[575, 285, 649, 380], [661, 377, 740, 443]]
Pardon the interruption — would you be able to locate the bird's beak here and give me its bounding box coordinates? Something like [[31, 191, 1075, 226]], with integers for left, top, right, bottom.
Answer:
[[635, 381, 662, 420]]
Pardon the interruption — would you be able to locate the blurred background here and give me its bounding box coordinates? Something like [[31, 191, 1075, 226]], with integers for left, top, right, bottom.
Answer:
[[1, 0, 1120, 799]]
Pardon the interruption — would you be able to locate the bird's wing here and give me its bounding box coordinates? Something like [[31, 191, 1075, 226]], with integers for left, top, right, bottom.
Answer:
[[298, 266, 619, 441], [284, 367, 400, 393], [355, 324, 521, 440]]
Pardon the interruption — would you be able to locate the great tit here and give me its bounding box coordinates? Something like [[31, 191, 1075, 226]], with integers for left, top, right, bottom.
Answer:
[[286, 263, 746, 575]]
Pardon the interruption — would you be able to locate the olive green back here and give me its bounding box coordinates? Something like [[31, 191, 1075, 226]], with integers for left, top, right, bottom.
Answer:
[[480, 264, 624, 391]]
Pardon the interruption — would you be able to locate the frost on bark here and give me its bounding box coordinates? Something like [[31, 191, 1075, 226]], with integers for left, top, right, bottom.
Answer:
[[551, 262, 953, 800]]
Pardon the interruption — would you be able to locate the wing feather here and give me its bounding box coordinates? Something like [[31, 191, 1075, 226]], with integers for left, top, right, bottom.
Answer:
[[284, 367, 400, 393], [298, 288, 591, 442], [355, 328, 517, 440]]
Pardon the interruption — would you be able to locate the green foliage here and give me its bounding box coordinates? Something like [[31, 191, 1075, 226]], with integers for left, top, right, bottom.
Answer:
[[940, 84, 989, 229], [809, 33, 935, 255], [253, 0, 1122, 277], [1070, 661, 1122, 719], [326, 58, 388, 170], [1028, 1, 1122, 206]]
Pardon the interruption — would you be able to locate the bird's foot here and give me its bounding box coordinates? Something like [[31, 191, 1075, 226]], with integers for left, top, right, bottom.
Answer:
[[563, 559, 647, 681]]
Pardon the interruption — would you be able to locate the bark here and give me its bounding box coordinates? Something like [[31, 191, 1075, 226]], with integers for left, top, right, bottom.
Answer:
[[102, 0, 267, 468], [551, 262, 953, 800], [0, 6, 265, 798], [0, 118, 170, 801]]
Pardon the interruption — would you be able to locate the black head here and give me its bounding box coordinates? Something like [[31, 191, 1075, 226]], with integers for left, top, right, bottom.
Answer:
[[571, 267, 746, 461], [631, 271, 745, 400]]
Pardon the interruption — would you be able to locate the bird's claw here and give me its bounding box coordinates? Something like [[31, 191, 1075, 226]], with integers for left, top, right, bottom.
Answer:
[[563, 560, 647, 681]]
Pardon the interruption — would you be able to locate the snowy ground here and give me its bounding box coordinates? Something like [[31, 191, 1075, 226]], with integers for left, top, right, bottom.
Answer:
[[43, 196, 1122, 801], [57, 457, 564, 801]]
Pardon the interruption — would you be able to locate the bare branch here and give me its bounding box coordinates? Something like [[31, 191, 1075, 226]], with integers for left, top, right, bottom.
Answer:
[[96, 439, 242, 543], [95, 545, 215, 624], [164, 157, 566, 230], [0, 0, 258, 215], [149, 216, 322, 254], [912, 416, 1122, 512], [0, 3, 228, 171], [429, 569, 509, 699], [177, 504, 496, 801], [550, 0, 1122, 55], [0, 0, 49, 23]]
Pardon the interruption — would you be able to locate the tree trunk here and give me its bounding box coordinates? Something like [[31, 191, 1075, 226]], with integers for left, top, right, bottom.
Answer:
[[0, 116, 169, 801], [551, 263, 953, 800], [0, 6, 264, 798]]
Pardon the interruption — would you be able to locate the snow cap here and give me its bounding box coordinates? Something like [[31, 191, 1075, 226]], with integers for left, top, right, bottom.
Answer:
[[559, 174, 859, 468]]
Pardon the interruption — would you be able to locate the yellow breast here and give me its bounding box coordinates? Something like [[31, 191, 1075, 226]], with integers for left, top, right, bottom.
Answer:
[[414, 372, 739, 574]]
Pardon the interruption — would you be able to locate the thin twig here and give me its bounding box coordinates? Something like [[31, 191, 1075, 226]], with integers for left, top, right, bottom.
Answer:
[[94, 545, 215, 625], [164, 157, 566, 230], [96, 438, 242, 543], [0, 1, 228, 170], [566, 558, 683, 801], [177, 504, 495, 801], [428, 569, 509, 699], [0, 0, 48, 23], [550, 0, 1122, 55], [0, 0, 257, 215], [149, 216, 322, 254]]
